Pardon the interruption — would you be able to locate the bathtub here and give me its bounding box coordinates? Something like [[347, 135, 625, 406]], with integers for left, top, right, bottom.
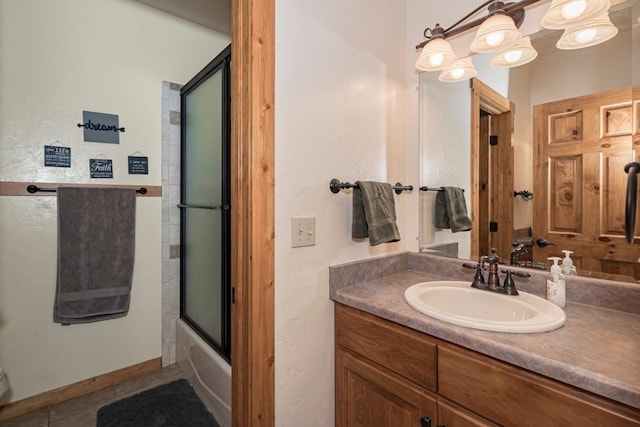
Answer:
[[176, 319, 231, 427]]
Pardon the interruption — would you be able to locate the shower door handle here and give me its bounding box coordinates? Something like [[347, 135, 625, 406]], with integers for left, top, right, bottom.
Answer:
[[177, 203, 230, 210]]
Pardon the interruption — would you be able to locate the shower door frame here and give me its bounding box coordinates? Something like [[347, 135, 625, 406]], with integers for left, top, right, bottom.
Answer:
[[179, 45, 232, 361]]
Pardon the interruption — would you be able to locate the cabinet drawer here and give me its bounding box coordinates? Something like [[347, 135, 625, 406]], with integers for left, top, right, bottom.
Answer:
[[438, 400, 499, 427], [438, 344, 640, 427], [335, 304, 437, 392]]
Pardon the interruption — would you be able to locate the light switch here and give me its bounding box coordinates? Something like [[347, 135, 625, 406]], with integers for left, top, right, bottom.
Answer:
[[291, 217, 316, 248]]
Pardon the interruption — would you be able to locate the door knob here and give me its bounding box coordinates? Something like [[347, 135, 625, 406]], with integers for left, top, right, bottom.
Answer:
[[535, 239, 556, 248]]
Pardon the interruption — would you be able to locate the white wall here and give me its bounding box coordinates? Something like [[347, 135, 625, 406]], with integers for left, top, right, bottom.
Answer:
[[410, 1, 509, 259], [274, 0, 411, 424], [0, 0, 229, 402], [419, 72, 472, 258]]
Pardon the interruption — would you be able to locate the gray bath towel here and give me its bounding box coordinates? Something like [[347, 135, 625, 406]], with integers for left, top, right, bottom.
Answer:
[[352, 181, 401, 246], [54, 187, 136, 324], [435, 186, 472, 232]]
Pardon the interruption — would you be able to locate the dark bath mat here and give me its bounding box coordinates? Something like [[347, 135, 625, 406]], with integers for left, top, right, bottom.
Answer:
[[97, 379, 219, 427]]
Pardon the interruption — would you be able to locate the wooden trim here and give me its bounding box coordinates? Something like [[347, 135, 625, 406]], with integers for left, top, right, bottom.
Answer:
[[231, 0, 275, 425], [470, 78, 510, 115], [0, 181, 161, 197], [470, 78, 513, 260], [0, 357, 161, 421]]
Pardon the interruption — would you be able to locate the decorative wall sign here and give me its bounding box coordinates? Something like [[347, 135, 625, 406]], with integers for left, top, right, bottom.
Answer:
[[128, 156, 149, 175], [44, 145, 71, 167], [78, 111, 124, 144], [90, 158, 113, 178]]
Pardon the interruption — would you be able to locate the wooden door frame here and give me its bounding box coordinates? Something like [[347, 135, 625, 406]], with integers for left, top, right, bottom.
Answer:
[[470, 78, 514, 260], [231, 0, 275, 426]]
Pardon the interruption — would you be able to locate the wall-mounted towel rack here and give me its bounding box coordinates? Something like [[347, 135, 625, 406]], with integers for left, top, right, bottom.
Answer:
[[27, 184, 148, 194], [0, 182, 161, 197], [420, 186, 465, 193], [330, 178, 413, 194]]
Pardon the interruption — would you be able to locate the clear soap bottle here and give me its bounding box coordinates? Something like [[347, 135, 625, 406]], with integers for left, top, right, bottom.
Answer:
[[547, 257, 566, 308], [561, 250, 577, 275]]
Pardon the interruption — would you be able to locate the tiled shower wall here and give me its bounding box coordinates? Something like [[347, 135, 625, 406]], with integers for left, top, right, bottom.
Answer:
[[161, 81, 182, 366]]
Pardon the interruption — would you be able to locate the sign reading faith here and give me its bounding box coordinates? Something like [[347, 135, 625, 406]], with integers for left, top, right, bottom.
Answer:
[[90, 159, 113, 179], [128, 156, 149, 175], [80, 111, 124, 144], [44, 145, 71, 167]]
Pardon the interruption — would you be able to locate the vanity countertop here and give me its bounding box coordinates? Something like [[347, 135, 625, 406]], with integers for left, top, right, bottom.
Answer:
[[331, 267, 640, 410]]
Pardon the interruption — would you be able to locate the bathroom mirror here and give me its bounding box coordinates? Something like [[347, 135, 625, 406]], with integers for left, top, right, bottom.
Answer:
[[419, 0, 640, 283]]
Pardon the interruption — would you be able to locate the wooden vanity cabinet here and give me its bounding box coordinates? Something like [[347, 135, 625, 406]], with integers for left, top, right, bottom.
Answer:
[[336, 349, 437, 426], [335, 303, 640, 427], [336, 304, 440, 426]]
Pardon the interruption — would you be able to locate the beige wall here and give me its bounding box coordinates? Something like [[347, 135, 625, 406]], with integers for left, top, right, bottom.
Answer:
[[274, 0, 413, 424], [0, 0, 229, 402]]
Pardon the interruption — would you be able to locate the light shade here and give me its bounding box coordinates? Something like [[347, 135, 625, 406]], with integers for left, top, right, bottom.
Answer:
[[470, 13, 522, 53], [491, 36, 538, 68], [556, 13, 618, 49], [416, 38, 457, 71], [541, 0, 610, 30], [439, 57, 478, 82]]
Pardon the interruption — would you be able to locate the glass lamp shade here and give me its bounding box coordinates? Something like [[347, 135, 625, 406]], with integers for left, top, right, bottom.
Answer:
[[470, 13, 522, 53], [491, 36, 538, 68], [541, 0, 610, 30], [416, 38, 457, 71], [556, 13, 618, 49], [439, 57, 478, 82]]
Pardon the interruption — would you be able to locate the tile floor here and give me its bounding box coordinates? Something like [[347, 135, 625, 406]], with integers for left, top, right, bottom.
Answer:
[[0, 364, 207, 427]]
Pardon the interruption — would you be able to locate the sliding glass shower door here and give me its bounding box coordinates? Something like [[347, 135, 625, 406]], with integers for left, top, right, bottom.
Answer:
[[179, 45, 231, 360]]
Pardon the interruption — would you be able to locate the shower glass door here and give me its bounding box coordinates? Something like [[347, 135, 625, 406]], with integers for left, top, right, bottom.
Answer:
[[180, 45, 231, 360]]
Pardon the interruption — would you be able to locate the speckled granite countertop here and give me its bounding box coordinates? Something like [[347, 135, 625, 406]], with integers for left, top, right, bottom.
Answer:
[[329, 253, 640, 409]]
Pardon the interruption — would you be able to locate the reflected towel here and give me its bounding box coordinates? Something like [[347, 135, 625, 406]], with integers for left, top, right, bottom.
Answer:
[[54, 187, 136, 324], [352, 181, 401, 246], [434, 186, 472, 233]]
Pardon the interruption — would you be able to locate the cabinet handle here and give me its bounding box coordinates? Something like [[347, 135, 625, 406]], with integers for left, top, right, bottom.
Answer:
[[420, 416, 432, 427]]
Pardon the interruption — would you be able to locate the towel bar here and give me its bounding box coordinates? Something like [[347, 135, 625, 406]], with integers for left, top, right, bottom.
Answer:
[[329, 178, 413, 195], [27, 184, 148, 195], [420, 186, 465, 193]]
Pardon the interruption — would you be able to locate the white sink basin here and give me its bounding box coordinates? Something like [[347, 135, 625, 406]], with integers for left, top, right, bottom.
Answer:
[[404, 281, 566, 333]]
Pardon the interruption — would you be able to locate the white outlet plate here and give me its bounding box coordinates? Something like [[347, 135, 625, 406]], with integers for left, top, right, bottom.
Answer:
[[291, 217, 316, 248]]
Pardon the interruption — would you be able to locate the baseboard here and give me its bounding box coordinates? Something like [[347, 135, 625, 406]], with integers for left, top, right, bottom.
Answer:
[[0, 357, 161, 421]]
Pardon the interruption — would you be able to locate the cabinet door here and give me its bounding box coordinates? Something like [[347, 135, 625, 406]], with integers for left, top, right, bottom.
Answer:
[[336, 349, 437, 427], [438, 400, 499, 427]]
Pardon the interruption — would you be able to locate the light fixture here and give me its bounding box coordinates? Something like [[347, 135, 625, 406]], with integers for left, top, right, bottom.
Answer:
[[491, 36, 538, 68], [414, 0, 618, 80], [541, 0, 610, 30], [470, 3, 523, 53], [414, 0, 530, 75], [439, 57, 478, 82], [415, 24, 457, 71], [556, 12, 618, 49]]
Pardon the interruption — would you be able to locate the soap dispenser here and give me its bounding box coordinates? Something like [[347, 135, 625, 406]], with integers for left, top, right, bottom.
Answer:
[[547, 257, 566, 308], [561, 250, 577, 275]]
